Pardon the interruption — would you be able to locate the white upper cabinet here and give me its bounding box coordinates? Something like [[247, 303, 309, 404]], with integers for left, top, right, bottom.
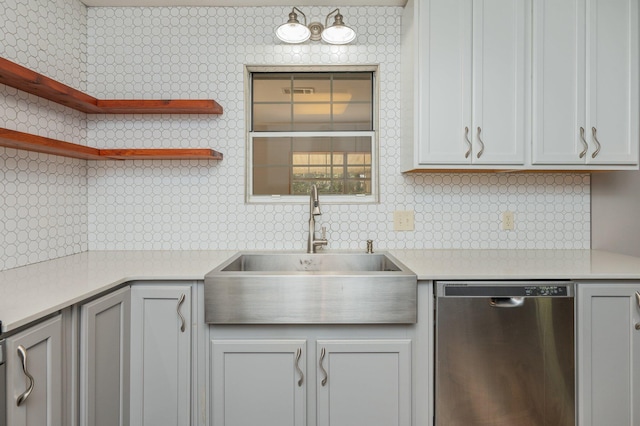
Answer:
[[402, 0, 527, 169], [402, 0, 639, 171], [533, 0, 639, 166], [471, 0, 527, 165], [587, 0, 639, 165]]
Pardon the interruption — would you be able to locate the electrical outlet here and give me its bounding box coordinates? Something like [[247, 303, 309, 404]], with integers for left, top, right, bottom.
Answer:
[[502, 211, 515, 230], [394, 210, 414, 231]]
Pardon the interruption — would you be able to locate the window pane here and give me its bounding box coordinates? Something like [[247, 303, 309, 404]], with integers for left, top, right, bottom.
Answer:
[[293, 74, 331, 102], [253, 103, 292, 131], [251, 72, 373, 132], [333, 102, 372, 131], [252, 135, 372, 196], [333, 73, 372, 103], [253, 74, 292, 102], [253, 166, 291, 195], [253, 137, 291, 166]]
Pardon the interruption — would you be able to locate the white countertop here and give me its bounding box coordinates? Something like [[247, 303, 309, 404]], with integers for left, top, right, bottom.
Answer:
[[0, 251, 235, 334], [1, 249, 640, 334], [388, 249, 640, 280]]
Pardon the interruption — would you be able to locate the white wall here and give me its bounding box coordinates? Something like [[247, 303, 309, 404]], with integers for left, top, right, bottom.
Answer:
[[0, 2, 591, 271], [85, 6, 590, 251], [0, 0, 88, 271]]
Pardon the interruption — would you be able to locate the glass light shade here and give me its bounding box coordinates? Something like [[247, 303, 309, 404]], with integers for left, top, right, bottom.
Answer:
[[276, 22, 311, 43], [321, 24, 356, 45], [321, 10, 356, 45]]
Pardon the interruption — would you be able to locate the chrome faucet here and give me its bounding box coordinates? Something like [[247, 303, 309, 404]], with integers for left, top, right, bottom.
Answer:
[[307, 184, 328, 253]]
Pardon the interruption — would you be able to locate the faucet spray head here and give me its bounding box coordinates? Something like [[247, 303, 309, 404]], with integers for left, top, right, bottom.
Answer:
[[311, 184, 321, 215]]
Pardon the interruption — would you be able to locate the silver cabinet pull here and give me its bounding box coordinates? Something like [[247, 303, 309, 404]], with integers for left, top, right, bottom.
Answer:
[[319, 347, 328, 386], [635, 291, 640, 309], [476, 127, 485, 159], [177, 293, 186, 333], [579, 127, 588, 159], [591, 127, 601, 158], [16, 345, 35, 407], [295, 348, 304, 387], [463, 126, 472, 159]]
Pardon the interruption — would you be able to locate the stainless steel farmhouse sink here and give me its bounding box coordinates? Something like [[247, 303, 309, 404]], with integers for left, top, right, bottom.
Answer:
[[204, 252, 417, 324]]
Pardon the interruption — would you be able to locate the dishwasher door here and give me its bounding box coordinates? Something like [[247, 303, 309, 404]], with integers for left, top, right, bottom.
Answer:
[[435, 281, 575, 426]]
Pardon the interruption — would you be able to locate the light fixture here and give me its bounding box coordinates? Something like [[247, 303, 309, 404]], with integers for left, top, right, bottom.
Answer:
[[275, 8, 357, 45], [275, 7, 311, 44], [321, 9, 357, 45]]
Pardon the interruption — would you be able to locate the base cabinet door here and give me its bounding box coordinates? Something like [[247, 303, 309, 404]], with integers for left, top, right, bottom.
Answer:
[[130, 284, 192, 426], [316, 340, 411, 426], [80, 286, 131, 426], [578, 283, 640, 425], [210, 340, 307, 426], [6, 315, 63, 426]]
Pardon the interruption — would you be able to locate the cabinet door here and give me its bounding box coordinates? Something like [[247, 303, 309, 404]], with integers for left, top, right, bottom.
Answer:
[[210, 340, 306, 426], [130, 285, 191, 426], [578, 283, 640, 425], [316, 340, 411, 426], [471, 0, 527, 165], [417, 0, 473, 165], [80, 286, 131, 426], [586, 0, 639, 165], [532, 0, 586, 164], [6, 315, 63, 426]]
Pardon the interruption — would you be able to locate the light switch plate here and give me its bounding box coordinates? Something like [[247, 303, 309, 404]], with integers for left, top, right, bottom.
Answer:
[[502, 211, 515, 230], [394, 210, 414, 231]]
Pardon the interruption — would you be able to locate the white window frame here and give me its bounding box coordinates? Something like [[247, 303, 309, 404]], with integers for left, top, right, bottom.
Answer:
[[245, 65, 380, 204]]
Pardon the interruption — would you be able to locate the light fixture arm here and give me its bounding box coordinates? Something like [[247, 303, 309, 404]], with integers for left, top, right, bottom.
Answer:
[[289, 7, 307, 26], [324, 8, 342, 29]]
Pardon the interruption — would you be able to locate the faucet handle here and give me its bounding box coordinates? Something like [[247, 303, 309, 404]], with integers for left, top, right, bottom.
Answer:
[[321, 226, 327, 239]]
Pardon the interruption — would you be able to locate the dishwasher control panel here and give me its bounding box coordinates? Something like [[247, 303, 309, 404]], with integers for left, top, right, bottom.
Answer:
[[440, 281, 574, 297], [523, 286, 569, 296]]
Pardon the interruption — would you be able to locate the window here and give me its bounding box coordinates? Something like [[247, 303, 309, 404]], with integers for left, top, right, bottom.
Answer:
[[246, 66, 378, 203]]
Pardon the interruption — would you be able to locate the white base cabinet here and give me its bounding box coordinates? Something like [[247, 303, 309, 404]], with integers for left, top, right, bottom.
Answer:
[[210, 340, 307, 426], [578, 282, 640, 426], [80, 286, 131, 426], [316, 340, 411, 426], [209, 334, 412, 426], [5, 315, 63, 426], [130, 284, 192, 426]]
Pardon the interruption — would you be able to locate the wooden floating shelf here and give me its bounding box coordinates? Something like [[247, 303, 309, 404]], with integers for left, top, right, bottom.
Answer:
[[0, 128, 223, 161], [0, 57, 223, 114]]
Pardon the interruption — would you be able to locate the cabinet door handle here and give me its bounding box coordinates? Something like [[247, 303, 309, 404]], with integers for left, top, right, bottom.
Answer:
[[319, 347, 328, 386], [476, 127, 485, 159], [578, 127, 588, 159], [635, 291, 640, 310], [16, 345, 35, 407], [295, 348, 304, 387], [591, 127, 601, 158], [464, 127, 472, 159], [177, 293, 186, 333]]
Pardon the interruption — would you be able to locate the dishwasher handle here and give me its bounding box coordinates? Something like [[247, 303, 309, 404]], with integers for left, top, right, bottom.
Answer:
[[489, 297, 525, 308]]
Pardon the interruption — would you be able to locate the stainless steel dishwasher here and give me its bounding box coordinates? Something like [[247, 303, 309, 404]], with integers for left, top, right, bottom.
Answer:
[[435, 281, 575, 426]]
